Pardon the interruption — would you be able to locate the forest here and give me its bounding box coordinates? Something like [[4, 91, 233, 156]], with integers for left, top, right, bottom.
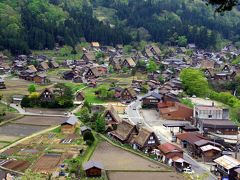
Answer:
[[0, 0, 240, 54]]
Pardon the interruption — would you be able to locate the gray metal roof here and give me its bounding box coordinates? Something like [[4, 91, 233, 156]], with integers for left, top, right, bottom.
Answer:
[[83, 160, 104, 170], [80, 126, 91, 132], [141, 92, 162, 100], [63, 116, 78, 125]]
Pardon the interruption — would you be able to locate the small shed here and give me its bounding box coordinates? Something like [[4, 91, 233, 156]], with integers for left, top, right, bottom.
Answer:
[[83, 160, 103, 177], [80, 126, 91, 136], [61, 116, 78, 134]]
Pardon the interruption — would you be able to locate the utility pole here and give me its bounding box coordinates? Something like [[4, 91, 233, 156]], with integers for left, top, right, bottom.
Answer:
[[235, 131, 240, 159]]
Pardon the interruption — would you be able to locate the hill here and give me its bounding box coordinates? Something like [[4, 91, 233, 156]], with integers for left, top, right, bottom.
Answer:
[[0, 0, 240, 54]]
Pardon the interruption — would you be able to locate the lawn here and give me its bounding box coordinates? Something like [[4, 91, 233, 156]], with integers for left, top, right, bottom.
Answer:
[[65, 82, 86, 93], [32, 45, 84, 64], [0, 77, 48, 102], [0, 103, 18, 113], [82, 83, 111, 104], [106, 72, 147, 85]]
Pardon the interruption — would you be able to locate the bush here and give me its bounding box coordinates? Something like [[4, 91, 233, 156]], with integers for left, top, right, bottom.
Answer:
[[83, 131, 95, 142], [21, 95, 32, 107], [86, 140, 93, 146]]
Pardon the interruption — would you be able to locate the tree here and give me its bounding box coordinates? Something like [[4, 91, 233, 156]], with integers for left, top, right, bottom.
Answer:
[[180, 68, 210, 97], [78, 107, 91, 123], [230, 107, 240, 123], [205, 0, 239, 13], [131, 68, 137, 76], [147, 60, 157, 73], [123, 45, 133, 54], [176, 36, 187, 47], [95, 116, 105, 133], [21, 95, 32, 108], [83, 100, 92, 112], [28, 84, 36, 93], [83, 131, 95, 146], [108, 65, 114, 73], [54, 83, 74, 108]]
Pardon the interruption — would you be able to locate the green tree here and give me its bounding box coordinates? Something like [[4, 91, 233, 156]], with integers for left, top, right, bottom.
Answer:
[[95, 116, 105, 133], [83, 100, 92, 112], [230, 107, 240, 123], [108, 65, 114, 73], [176, 36, 187, 47], [83, 131, 95, 146], [131, 68, 137, 76], [180, 68, 210, 97], [54, 83, 74, 108], [123, 45, 133, 54], [147, 60, 157, 73], [78, 107, 91, 123], [28, 84, 36, 93]]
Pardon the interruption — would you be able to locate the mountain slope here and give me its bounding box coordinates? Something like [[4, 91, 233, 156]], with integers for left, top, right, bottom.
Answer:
[[0, 0, 240, 54]]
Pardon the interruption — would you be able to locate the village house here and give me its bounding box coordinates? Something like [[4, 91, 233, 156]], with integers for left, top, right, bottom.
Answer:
[[103, 105, 122, 125], [75, 91, 85, 102], [83, 160, 103, 177], [158, 143, 191, 172], [63, 71, 75, 80], [109, 57, 122, 71], [39, 61, 49, 71], [121, 57, 136, 68], [193, 105, 238, 135], [0, 79, 6, 89], [213, 155, 240, 180], [91, 42, 100, 49], [200, 144, 222, 162], [109, 120, 138, 144], [143, 47, 154, 59], [141, 92, 163, 108], [150, 45, 161, 58], [61, 116, 78, 134], [33, 74, 47, 84], [49, 60, 59, 68], [120, 87, 137, 102], [158, 143, 183, 164], [82, 51, 96, 63], [84, 67, 100, 79], [131, 128, 160, 152], [28, 65, 38, 73], [80, 126, 91, 136], [176, 132, 208, 157], [157, 101, 193, 121], [12, 95, 24, 105], [39, 88, 54, 102]]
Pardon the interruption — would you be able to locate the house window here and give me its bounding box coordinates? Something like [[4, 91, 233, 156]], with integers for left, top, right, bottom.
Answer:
[[208, 115, 212, 118], [150, 99, 158, 103], [148, 140, 155, 144]]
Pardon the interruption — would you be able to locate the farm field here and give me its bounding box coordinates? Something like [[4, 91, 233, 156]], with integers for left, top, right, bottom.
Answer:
[[32, 153, 62, 173], [13, 116, 66, 126], [91, 142, 168, 171], [107, 171, 184, 180], [0, 127, 85, 174], [0, 124, 46, 137], [0, 77, 47, 102]]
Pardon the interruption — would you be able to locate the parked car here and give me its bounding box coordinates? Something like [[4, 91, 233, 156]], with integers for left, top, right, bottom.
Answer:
[[183, 168, 194, 174]]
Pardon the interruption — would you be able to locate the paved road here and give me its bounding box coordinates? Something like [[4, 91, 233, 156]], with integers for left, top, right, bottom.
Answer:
[[126, 99, 217, 180]]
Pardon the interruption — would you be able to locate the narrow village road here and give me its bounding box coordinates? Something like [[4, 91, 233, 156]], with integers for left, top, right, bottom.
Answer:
[[126, 99, 217, 180]]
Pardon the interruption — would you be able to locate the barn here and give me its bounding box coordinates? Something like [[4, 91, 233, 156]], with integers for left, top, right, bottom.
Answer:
[[61, 116, 78, 134]]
